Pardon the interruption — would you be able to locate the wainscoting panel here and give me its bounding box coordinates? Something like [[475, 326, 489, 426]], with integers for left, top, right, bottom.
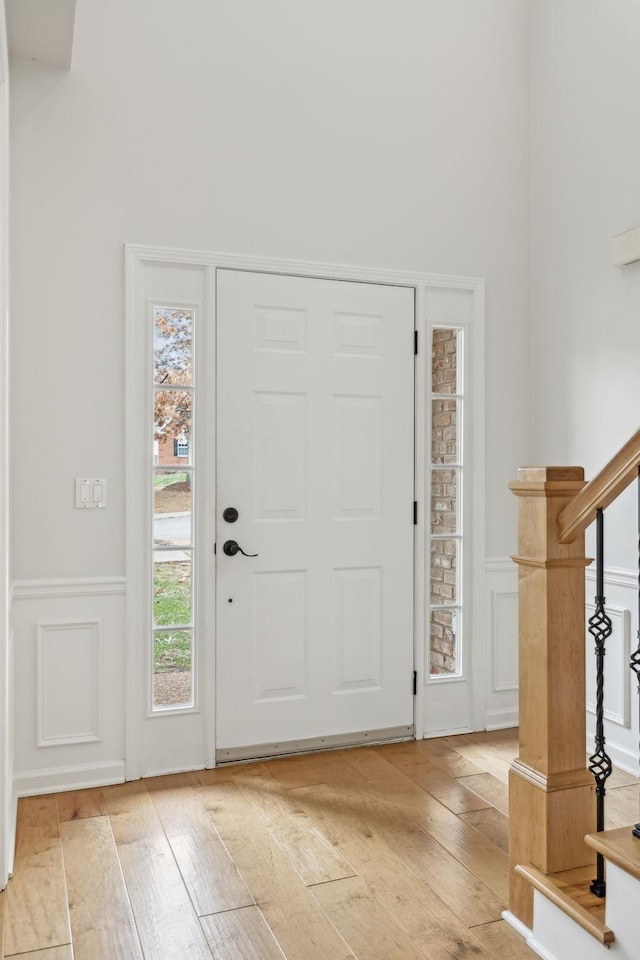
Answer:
[[37, 619, 101, 747], [12, 577, 126, 796], [585, 602, 630, 729], [585, 568, 639, 776], [484, 558, 519, 730]]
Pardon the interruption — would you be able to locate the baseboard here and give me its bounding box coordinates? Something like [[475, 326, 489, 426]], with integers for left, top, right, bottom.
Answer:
[[502, 910, 556, 958], [7, 788, 17, 876], [525, 936, 560, 960], [423, 726, 474, 739], [142, 763, 208, 778], [501, 909, 532, 940], [484, 707, 519, 731], [14, 759, 126, 797]]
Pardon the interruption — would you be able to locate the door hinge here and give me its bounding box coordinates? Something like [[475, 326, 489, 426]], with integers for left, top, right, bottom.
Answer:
[[413, 670, 417, 695], [413, 501, 418, 525], [414, 330, 418, 355], [214, 542, 217, 555]]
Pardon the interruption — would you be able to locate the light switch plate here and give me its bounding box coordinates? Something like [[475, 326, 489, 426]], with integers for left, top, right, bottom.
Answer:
[[75, 478, 107, 509], [611, 226, 640, 266]]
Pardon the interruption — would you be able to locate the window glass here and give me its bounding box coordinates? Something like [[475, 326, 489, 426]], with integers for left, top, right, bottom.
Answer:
[[153, 472, 192, 547], [154, 307, 193, 386], [429, 327, 463, 677], [152, 306, 195, 711], [153, 630, 193, 708]]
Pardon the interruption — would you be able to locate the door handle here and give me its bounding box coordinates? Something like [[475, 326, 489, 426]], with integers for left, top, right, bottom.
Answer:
[[222, 539, 258, 558]]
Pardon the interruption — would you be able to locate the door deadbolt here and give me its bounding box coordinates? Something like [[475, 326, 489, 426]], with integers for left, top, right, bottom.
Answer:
[[223, 507, 239, 523], [222, 539, 258, 558]]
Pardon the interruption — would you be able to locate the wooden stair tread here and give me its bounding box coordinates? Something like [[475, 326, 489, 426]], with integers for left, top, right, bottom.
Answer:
[[586, 826, 640, 882], [515, 863, 614, 946], [549, 865, 606, 922]]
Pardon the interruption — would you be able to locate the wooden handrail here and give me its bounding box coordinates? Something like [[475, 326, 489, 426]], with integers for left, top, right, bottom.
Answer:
[[558, 427, 640, 544]]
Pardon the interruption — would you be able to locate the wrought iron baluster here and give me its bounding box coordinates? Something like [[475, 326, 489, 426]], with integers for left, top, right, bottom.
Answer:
[[631, 466, 640, 841], [588, 507, 613, 897]]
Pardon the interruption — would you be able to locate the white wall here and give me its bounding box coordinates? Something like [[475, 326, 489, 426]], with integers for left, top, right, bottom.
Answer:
[[531, 0, 640, 570], [531, 1, 640, 774], [10, 0, 531, 577], [9, 0, 531, 785]]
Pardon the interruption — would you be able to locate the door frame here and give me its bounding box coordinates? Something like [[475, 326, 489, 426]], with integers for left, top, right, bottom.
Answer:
[[125, 245, 485, 777]]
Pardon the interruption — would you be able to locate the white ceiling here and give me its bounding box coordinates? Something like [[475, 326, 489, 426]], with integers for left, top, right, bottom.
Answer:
[[6, 0, 75, 70]]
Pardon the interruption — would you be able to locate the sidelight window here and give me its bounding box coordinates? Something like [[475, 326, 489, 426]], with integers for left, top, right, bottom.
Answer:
[[429, 327, 464, 677], [151, 306, 195, 710]]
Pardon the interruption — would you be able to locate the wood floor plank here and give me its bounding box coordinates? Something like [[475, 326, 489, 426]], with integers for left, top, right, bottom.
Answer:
[[441, 731, 518, 783], [103, 781, 213, 960], [293, 780, 496, 957], [233, 769, 356, 885], [470, 920, 536, 959], [200, 907, 285, 960], [60, 815, 143, 960], [459, 807, 509, 854], [605, 783, 640, 829], [189, 766, 240, 786], [606, 765, 638, 789], [338, 746, 421, 794], [381, 751, 493, 814], [197, 780, 355, 960], [457, 772, 510, 815], [401, 787, 510, 900], [338, 762, 511, 901], [145, 774, 254, 915], [2, 732, 533, 959], [253, 750, 365, 790], [56, 787, 109, 822], [311, 876, 430, 960], [4, 796, 71, 957], [0, 888, 5, 960], [5, 947, 74, 960], [377, 738, 487, 778]]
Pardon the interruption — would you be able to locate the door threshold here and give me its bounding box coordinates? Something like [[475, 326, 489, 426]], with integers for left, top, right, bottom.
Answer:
[[215, 724, 415, 764]]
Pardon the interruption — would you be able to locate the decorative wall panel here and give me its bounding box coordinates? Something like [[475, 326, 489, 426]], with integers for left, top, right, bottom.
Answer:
[[37, 619, 101, 746]]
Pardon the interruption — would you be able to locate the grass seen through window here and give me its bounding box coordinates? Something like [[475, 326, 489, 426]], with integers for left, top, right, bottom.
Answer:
[[153, 560, 191, 672]]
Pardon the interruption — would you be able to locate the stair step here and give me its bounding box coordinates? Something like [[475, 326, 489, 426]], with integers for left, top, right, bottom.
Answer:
[[586, 826, 640, 881], [515, 863, 614, 946]]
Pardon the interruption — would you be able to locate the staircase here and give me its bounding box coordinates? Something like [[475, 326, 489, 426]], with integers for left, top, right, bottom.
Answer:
[[506, 431, 640, 960]]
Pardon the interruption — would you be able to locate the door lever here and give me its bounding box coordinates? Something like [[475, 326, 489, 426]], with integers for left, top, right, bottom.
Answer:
[[222, 539, 258, 558]]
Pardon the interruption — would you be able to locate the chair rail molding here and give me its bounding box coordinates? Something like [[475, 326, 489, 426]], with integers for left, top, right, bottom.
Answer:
[[12, 576, 126, 600]]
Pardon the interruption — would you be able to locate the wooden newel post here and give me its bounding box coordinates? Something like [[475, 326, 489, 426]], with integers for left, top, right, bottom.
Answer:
[[508, 467, 596, 928]]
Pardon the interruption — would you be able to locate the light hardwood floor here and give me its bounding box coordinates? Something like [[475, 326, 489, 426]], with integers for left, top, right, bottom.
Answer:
[[0, 729, 637, 959]]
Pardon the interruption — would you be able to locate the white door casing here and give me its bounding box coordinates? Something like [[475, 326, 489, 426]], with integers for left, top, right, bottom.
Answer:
[[215, 271, 415, 758], [125, 246, 485, 778]]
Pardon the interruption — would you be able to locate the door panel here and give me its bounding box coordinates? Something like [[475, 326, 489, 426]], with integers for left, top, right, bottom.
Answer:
[[216, 270, 414, 757]]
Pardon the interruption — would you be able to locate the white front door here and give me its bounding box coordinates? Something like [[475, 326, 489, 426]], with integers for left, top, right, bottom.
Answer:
[[215, 270, 415, 760]]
